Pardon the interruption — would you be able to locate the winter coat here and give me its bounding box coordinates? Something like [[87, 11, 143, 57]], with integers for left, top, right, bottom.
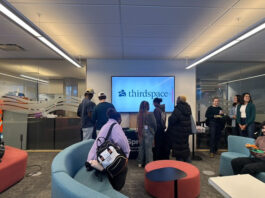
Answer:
[[154, 104, 166, 132], [167, 101, 192, 159]]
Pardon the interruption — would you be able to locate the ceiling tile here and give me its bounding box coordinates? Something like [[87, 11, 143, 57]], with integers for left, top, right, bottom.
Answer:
[[123, 45, 181, 59], [10, 0, 119, 5], [213, 8, 265, 27], [122, 24, 199, 39], [85, 46, 122, 59], [40, 23, 121, 37], [0, 35, 60, 58], [121, 0, 237, 8], [51, 35, 121, 56], [11, 4, 120, 24], [121, 6, 224, 25], [123, 37, 188, 47], [233, 0, 265, 9]]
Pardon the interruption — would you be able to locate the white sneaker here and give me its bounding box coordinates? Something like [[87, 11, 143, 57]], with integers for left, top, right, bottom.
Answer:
[[138, 164, 142, 168]]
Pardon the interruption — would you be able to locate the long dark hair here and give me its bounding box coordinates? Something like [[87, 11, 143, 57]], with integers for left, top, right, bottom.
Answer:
[[107, 108, 121, 123], [137, 101, 149, 139], [241, 92, 252, 104], [233, 95, 242, 107]]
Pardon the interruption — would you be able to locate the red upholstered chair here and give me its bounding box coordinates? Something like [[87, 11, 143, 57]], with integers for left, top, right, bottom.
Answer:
[[0, 146, 28, 192], [145, 160, 200, 198]]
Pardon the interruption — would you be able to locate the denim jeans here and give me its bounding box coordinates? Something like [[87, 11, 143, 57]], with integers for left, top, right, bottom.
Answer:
[[239, 119, 255, 138], [138, 129, 154, 165], [209, 121, 222, 153]]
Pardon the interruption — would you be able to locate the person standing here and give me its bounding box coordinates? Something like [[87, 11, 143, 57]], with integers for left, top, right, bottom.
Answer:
[[167, 96, 192, 162], [237, 93, 256, 138], [137, 101, 157, 167], [229, 95, 241, 136], [92, 92, 115, 135], [205, 97, 224, 158], [153, 98, 169, 160], [78, 89, 96, 140]]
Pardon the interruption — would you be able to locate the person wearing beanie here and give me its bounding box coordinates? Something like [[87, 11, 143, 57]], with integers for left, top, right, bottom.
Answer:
[[167, 95, 192, 162], [77, 88, 96, 140], [92, 92, 115, 135]]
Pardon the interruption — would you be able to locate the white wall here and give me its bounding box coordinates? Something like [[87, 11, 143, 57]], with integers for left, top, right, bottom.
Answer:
[[39, 79, 63, 94], [86, 59, 196, 127]]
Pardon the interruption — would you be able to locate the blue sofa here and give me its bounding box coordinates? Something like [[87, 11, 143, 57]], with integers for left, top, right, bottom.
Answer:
[[219, 135, 265, 182], [51, 139, 128, 198]]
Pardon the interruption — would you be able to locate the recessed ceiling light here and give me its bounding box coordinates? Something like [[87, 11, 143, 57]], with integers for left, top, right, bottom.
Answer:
[[0, 0, 82, 68], [186, 20, 265, 69]]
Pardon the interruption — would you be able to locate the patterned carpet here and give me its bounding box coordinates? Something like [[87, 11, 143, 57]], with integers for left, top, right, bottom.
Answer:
[[1, 151, 223, 198]]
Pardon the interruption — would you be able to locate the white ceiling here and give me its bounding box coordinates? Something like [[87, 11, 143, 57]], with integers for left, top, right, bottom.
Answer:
[[2, 0, 264, 60], [0, 0, 265, 79]]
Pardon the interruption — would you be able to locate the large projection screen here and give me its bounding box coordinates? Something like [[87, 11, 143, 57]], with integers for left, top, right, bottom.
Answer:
[[112, 76, 175, 113]]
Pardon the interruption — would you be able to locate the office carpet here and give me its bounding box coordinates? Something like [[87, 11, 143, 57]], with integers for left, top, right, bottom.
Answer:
[[1, 151, 222, 198]]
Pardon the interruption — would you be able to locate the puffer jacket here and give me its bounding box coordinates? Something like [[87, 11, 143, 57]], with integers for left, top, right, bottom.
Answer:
[[167, 101, 192, 159]]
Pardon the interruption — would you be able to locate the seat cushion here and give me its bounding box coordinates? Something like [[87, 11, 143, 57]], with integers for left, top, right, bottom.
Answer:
[[74, 166, 127, 198], [221, 152, 249, 160], [219, 152, 250, 176], [256, 172, 265, 183], [0, 146, 28, 192]]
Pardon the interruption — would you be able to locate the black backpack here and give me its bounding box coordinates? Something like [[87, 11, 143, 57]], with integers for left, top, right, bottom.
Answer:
[[96, 123, 127, 178]]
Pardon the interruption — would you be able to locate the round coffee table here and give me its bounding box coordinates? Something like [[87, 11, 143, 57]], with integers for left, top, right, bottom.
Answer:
[[146, 167, 187, 198]]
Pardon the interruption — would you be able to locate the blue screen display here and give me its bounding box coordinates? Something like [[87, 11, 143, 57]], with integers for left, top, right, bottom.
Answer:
[[112, 76, 175, 112]]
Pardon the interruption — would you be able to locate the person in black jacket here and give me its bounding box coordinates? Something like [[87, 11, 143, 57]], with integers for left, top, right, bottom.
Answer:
[[153, 98, 169, 160], [167, 96, 192, 162], [205, 97, 224, 158]]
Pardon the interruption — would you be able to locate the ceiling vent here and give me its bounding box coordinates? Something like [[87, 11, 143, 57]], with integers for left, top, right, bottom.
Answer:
[[0, 44, 25, 51]]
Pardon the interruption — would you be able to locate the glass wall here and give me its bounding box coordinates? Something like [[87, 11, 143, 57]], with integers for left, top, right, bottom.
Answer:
[[196, 62, 265, 149], [0, 60, 86, 150]]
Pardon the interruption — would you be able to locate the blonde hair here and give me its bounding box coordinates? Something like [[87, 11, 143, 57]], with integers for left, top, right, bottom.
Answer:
[[177, 95, 187, 103]]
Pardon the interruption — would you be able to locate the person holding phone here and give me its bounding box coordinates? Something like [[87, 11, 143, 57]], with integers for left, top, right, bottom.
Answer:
[[205, 97, 224, 158]]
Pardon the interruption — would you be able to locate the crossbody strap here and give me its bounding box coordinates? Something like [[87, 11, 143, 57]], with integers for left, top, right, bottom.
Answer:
[[96, 123, 117, 148], [105, 123, 117, 140]]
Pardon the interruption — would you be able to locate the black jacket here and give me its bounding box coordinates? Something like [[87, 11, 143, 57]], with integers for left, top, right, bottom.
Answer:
[[167, 101, 192, 158], [154, 104, 166, 132]]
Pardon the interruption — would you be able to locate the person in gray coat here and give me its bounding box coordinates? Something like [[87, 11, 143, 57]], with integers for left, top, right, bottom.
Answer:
[[137, 101, 157, 167]]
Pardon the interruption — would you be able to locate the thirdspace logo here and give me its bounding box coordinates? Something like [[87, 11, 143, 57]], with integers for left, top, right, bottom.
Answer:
[[119, 90, 126, 97], [118, 89, 169, 99]]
